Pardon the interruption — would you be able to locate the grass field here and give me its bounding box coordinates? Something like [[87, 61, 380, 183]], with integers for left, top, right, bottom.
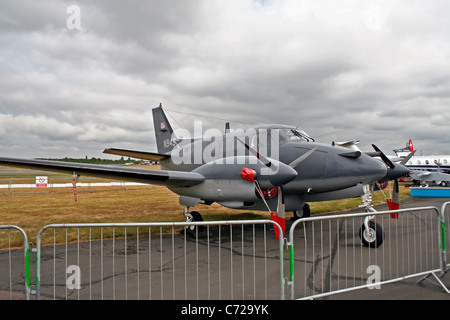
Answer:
[[0, 167, 411, 248]]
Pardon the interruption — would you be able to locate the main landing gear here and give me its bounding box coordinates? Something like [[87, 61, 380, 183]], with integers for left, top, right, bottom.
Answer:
[[292, 203, 311, 220], [184, 206, 204, 236]]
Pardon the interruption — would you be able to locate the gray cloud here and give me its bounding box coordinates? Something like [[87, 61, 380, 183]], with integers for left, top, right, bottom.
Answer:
[[1, 0, 450, 159]]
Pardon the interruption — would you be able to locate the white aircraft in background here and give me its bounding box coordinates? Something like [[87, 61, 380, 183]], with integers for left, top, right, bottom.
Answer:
[[394, 140, 450, 187]]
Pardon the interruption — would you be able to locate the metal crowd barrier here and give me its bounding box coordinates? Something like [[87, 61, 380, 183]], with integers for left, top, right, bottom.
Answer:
[[1, 203, 450, 300], [439, 202, 450, 274], [0, 225, 31, 300], [287, 206, 448, 299], [34, 220, 285, 300]]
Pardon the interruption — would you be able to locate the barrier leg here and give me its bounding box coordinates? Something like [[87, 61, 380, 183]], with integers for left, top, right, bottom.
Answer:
[[417, 271, 450, 294]]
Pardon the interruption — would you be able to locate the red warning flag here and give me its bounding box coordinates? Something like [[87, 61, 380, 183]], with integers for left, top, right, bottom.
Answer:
[[387, 199, 399, 219], [270, 212, 286, 239]]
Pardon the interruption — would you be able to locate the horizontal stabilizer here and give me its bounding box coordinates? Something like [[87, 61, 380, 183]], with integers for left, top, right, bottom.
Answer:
[[103, 148, 169, 161]]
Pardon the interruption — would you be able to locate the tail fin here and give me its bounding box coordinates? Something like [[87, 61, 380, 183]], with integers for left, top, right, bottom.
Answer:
[[393, 140, 415, 158], [152, 104, 177, 155]]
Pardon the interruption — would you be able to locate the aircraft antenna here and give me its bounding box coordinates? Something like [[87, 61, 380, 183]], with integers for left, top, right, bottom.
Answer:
[[163, 108, 186, 130], [164, 109, 266, 126]]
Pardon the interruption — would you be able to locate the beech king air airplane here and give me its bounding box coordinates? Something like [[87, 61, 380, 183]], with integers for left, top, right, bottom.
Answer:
[[0, 104, 411, 246]]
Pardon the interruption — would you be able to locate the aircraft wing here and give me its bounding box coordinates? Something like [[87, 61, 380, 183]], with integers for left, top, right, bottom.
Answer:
[[103, 148, 169, 161], [0, 157, 204, 188]]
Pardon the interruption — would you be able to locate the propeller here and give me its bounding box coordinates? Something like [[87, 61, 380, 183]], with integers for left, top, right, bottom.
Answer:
[[236, 137, 314, 188], [236, 137, 316, 171], [372, 144, 395, 169], [371, 145, 413, 218], [236, 136, 316, 239], [372, 144, 410, 182]]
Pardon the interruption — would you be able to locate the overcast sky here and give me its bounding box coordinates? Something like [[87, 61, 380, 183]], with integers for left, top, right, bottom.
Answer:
[[1, 0, 449, 159]]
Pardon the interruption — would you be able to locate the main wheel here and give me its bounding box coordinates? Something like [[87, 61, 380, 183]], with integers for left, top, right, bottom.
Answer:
[[186, 211, 204, 234], [359, 221, 384, 248], [292, 203, 311, 220]]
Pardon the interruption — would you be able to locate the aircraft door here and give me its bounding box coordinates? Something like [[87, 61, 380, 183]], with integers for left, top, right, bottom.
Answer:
[[325, 152, 339, 177]]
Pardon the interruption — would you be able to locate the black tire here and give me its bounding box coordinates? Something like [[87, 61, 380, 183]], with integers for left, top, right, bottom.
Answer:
[[359, 221, 384, 248], [187, 211, 204, 234], [292, 203, 311, 220]]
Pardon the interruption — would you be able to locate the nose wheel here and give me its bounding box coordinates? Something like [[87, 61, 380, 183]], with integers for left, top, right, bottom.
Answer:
[[359, 184, 384, 248], [359, 218, 384, 248]]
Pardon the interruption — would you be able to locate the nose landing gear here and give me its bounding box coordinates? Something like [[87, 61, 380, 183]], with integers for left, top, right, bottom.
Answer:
[[359, 218, 384, 248], [359, 184, 384, 248]]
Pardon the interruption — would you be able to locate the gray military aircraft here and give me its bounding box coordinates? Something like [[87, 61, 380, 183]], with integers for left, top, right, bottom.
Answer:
[[0, 104, 410, 245]]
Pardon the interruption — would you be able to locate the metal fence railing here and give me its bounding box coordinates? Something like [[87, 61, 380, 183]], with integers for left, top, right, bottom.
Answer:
[[0, 177, 157, 195], [439, 202, 450, 275], [34, 220, 285, 300], [287, 206, 448, 299], [0, 225, 31, 300], [2, 203, 450, 300]]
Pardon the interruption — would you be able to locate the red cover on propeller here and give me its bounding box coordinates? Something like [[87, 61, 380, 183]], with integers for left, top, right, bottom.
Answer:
[[270, 212, 286, 239], [387, 199, 400, 219], [241, 168, 256, 182]]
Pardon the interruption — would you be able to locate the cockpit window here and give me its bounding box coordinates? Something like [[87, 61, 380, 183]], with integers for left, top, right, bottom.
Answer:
[[248, 127, 314, 150], [279, 129, 315, 142]]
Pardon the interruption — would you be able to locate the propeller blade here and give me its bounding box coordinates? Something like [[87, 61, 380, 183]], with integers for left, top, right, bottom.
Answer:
[[392, 179, 399, 204], [372, 144, 395, 169], [400, 150, 416, 165], [288, 147, 317, 168], [236, 137, 274, 169], [271, 186, 286, 239], [276, 186, 285, 218]]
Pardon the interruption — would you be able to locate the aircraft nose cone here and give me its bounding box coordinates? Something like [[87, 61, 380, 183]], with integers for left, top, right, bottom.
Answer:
[[385, 163, 410, 181], [359, 156, 387, 184]]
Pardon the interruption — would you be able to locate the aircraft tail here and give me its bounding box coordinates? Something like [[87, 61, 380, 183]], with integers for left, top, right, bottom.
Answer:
[[393, 140, 414, 157], [152, 104, 177, 155]]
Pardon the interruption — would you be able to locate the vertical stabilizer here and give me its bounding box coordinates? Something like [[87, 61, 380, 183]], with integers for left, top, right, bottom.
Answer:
[[152, 103, 176, 155]]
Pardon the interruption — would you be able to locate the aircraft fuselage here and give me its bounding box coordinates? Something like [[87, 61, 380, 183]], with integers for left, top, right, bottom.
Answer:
[[161, 126, 387, 211]]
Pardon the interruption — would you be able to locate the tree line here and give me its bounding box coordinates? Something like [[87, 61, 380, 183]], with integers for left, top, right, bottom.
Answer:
[[38, 156, 143, 165]]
